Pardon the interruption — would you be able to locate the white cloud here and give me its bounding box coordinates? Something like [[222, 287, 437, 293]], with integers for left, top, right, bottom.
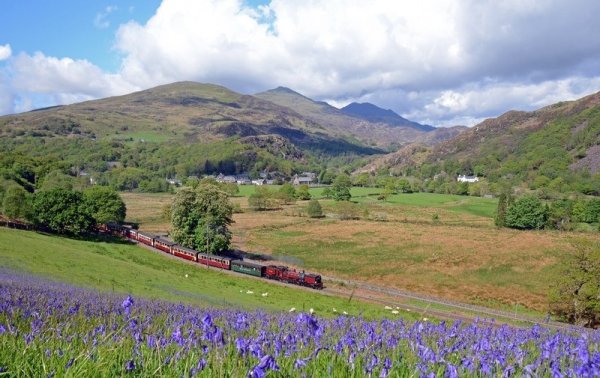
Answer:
[[94, 5, 118, 29], [403, 76, 600, 126], [0, 52, 136, 114], [2, 0, 600, 126], [0, 44, 11, 61]]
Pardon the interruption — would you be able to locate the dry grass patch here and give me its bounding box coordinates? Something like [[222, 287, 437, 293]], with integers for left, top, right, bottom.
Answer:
[[243, 217, 600, 311], [121, 192, 600, 313]]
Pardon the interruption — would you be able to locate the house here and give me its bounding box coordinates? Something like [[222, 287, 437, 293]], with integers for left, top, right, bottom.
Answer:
[[236, 177, 252, 185], [292, 173, 316, 186], [301, 172, 317, 180], [457, 175, 479, 183], [252, 179, 267, 185], [166, 178, 182, 186], [216, 173, 237, 184]]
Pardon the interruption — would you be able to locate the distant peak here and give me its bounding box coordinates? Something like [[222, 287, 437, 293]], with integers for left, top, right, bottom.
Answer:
[[341, 102, 435, 131], [273, 86, 297, 93], [342, 102, 398, 117]]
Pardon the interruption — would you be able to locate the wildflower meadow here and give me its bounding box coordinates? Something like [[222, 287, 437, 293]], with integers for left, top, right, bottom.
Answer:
[[0, 270, 598, 377]]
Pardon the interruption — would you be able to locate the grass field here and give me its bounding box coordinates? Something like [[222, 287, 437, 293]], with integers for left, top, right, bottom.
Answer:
[[121, 189, 600, 314], [0, 227, 419, 320]]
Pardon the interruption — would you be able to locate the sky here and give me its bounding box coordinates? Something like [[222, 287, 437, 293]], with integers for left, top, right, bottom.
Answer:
[[1, 0, 600, 127]]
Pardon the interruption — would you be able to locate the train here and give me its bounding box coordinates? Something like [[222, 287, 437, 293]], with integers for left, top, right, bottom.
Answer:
[[100, 223, 323, 290]]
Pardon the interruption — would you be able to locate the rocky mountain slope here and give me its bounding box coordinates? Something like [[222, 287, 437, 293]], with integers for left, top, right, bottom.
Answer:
[[254, 87, 441, 149], [0, 82, 382, 156], [359, 91, 600, 189]]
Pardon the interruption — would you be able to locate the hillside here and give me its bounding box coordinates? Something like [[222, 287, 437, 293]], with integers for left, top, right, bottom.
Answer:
[[0, 82, 380, 156], [356, 126, 467, 174], [340, 102, 434, 131], [255, 87, 440, 149], [362, 91, 600, 193], [0, 227, 392, 318]]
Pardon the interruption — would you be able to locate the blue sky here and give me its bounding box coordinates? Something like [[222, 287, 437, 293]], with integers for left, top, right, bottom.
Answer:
[[0, 1, 161, 71], [1, 0, 600, 126]]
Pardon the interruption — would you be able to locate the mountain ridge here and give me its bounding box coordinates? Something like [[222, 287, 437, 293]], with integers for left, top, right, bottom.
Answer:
[[255, 87, 442, 149], [341, 102, 435, 132]]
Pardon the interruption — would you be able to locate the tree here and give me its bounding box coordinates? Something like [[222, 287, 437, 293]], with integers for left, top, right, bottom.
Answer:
[[296, 184, 311, 200], [332, 174, 352, 201], [456, 182, 469, 196], [277, 183, 296, 204], [170, 184, 233, 253], [321, 187, 332, 199], [83, 186, 126, 224], [248, 186, 276, 211], [2, 184, 32, 221], [33, 188, 94, 235], [397, 178, 411, 193], [353, 173, 370, 187], [549, 240, 600, 328], [39, 170, 75, 191], [319, 170, 335, 185], [495, 191, 513, 227], [546, 199, 573, 230], [383, 181, 397, 199], [306, 200, 323, 218], [505, 195, 547, 230]]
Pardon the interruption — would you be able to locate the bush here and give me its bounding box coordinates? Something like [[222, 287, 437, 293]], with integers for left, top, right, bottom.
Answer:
[[296, 184, 311, 200], [248, 186, 276, 211], [505, 195, 548, 230], [335, 202, 361, 220], [306, 200, 323, 218]]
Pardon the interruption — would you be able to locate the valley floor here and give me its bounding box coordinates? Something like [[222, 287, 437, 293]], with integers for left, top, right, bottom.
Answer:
[[121, 189, 600, 315]]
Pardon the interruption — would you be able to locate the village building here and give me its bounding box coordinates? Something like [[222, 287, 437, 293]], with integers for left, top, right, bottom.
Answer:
[[292, 172, 317, 186], [457, 175, 479, 183], [166, 178, 182, 186]]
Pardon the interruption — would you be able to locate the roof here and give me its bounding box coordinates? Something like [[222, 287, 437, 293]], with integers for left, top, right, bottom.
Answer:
[[172, 245, 198, 254], [231, 260, 265, 269], [154, 237, 176, 246]]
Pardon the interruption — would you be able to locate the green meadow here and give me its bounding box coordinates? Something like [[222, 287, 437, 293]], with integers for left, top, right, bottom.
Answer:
[[0, 227, 417, 320]]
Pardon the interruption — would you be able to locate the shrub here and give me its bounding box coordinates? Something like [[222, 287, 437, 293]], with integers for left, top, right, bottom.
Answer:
[[505, 195, 548, 230], [306, 200, 323, 218]]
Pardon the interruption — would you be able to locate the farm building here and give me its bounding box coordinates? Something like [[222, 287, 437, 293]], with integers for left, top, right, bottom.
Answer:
[[457, 175, 479, 183]]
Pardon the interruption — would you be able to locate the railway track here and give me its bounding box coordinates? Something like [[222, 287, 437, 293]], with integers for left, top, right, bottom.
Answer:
[[118, 233, 581, 331], [322, 276, 578, 331]]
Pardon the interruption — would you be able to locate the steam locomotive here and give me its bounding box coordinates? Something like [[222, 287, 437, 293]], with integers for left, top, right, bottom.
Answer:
[[101, 223, 323, 290]]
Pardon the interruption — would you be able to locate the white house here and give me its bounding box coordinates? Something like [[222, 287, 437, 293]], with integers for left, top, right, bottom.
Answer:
[[457, 175, 479, 183], [166, 178, 182, 186]]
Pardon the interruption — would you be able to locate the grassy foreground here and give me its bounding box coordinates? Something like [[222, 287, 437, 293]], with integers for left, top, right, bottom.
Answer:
[[4, 273, 597, 377], [0, 228, 415, 320]]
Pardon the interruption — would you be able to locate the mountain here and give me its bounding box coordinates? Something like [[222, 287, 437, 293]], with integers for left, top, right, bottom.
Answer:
[[361, 91, 600, 193], [0, 82, 381, 156], [341, 102, 435, 132], [255, 87, 441, 149]]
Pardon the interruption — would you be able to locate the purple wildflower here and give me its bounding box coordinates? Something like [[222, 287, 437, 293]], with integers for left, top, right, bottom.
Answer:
[[65, 358, 74, 369], [125, 359, 136, 372], [121, 296, 134, 316]]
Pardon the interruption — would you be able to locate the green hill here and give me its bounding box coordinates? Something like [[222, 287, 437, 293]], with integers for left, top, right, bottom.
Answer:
[[365, 91, 600, 194], [0, 82, 381, 155], [0, 82, 390, 192], [0, 227, 400, 319]]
